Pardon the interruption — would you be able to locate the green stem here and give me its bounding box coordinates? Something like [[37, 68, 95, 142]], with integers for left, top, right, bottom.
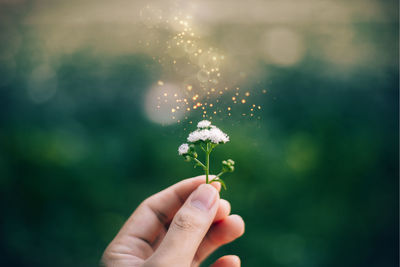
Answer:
[[211, 171, 226, 182], [205, 142, 210, 184], [215, 171, 225, 179], [193, 158, 206, 170]]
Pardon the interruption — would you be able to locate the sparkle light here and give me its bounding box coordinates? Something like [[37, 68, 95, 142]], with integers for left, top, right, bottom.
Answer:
[[145, 82, 184, 125], [140, 7, 265, 124]]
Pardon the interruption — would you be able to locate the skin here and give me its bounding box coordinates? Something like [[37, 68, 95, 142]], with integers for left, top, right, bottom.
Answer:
[[101, 176, 245, 267]]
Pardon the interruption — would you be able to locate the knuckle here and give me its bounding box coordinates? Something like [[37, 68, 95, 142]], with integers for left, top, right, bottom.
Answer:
[[100, 249, 117, 267], [141, 197, 152, 207], [171, 212, 202, 232]]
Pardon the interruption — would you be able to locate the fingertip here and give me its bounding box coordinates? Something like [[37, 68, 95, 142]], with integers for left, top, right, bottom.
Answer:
[[190, 175, 221, 192], [190, 183, 220, 212], [230, 255, 241, 265], [214, 199, 231, 222], [219, 199, 231, 216], [209, 176, 221, 192], [211, 255, 241, 267], [202, 182, 220, 197], [220, 199, 231, 211], [230, 214, 245, 236]]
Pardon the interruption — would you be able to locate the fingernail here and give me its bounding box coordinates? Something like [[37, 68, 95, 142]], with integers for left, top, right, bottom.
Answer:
[[190, 184, 218, 211]]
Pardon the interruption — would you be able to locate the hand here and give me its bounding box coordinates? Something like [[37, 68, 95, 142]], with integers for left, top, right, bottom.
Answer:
[[101, 176, 245, 267]]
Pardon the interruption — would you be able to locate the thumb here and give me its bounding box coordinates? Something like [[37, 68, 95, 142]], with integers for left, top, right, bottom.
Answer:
[[149, 184, 219, 266]]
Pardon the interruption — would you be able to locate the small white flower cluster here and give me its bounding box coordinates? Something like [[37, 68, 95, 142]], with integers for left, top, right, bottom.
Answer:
[[177, 120, 234, 189], [187, 120, 229, 144], [197, 120, 212, 128], [178, 143, 190, 155]]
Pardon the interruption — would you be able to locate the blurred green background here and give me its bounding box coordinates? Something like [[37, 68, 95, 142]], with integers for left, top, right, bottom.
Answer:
[[0, 0, 398, 266]]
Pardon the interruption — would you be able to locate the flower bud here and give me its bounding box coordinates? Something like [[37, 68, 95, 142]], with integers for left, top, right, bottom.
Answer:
[[222, 159, 235, 172]]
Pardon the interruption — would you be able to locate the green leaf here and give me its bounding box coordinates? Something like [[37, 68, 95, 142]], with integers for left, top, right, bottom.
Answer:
[[216, 178, 227, 190]]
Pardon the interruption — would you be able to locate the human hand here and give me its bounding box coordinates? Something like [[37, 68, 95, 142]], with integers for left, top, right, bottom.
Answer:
[[101, 176, 245, 267]]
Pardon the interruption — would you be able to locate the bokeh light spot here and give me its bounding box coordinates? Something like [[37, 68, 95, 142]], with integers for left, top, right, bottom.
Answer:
[[144, 83, 184, 125]]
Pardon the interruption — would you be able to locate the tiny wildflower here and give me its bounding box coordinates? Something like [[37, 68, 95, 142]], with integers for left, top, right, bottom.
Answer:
[[178, 143, 190, 155], [178, 121, 235, 190], [197, 120, 212, 128], [187, 126, 229, 144]]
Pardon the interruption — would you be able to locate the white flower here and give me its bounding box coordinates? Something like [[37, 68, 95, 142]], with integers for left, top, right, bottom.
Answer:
[[187, 125, 229, 144], [197, 120, 211, 129], [187, 129, 204, 143], [208, 127, 230, 143], [178, 143, 190, 155]]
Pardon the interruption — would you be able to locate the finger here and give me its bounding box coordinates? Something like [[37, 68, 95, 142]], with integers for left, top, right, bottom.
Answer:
[[120, 176, 219, 241], [214, 199, 231, 222], [107, 176, 220, 259], [151, 198, 230, 249], [149, 184, 219, 265], [210, 255, 241, 267], [194, 215, 245, 265], [150, 198, 230, 252]]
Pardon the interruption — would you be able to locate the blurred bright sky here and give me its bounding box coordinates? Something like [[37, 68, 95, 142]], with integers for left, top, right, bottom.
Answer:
[[1, 0, 394, 125], [21, 0, 396, 69]]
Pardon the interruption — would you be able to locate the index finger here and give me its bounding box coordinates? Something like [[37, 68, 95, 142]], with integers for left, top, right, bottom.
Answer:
[[114, 176, 220, 251], [145, 175, 221, 222]]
